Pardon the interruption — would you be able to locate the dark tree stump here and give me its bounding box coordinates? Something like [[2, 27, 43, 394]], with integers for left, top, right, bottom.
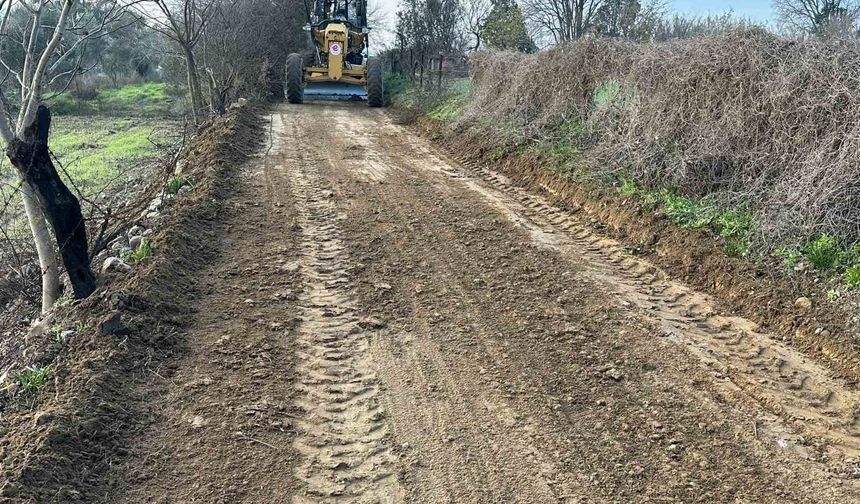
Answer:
[[7, 105, 96, 300]]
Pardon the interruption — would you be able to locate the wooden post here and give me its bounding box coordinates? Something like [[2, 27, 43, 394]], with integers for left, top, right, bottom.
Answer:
[[438, 53, 443, 90], [419, 52, 425, 89]]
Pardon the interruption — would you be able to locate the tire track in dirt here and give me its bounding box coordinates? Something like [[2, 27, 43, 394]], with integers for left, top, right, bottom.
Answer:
[[275, 113, 403, 503], [305, 103, 858, 501], [308, 108, 601, 502], [440, 154, 860, 462]]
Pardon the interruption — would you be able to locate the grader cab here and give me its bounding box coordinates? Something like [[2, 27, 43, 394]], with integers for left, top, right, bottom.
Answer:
[[286, 0, 383, 106]]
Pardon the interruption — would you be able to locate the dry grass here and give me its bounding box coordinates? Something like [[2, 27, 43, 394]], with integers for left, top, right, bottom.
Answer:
[[458, 29, 860, 250]]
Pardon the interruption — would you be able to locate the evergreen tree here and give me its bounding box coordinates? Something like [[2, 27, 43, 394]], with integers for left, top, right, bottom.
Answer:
[[481, 0, 538, 52]]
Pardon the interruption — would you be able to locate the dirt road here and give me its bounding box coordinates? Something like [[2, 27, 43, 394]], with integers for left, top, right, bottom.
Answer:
[[102, 103, 860, 503]]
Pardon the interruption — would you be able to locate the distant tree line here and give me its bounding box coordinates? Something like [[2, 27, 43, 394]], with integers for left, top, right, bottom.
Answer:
[[388, 0, 860, 92]]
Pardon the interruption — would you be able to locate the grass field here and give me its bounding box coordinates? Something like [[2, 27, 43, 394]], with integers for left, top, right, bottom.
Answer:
[[47, 82, 177, 117], [49, 116, 181, 195], [0, 82, 182, 223]]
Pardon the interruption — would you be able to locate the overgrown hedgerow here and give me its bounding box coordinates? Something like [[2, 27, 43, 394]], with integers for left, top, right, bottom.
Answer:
[[456, 30, 860, 258]]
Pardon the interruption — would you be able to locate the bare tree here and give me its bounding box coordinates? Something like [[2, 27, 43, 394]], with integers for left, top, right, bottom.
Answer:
[[138, 0, 215, 124], [0, 0, 135, 312], [773, 0, 859, 33], [396, 0, 465, 84], [463, 0, 491, 51], [523, 0, 604, 44]]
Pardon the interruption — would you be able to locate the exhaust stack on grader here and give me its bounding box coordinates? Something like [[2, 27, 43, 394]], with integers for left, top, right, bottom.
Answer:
[[287, 0, 383, 106]]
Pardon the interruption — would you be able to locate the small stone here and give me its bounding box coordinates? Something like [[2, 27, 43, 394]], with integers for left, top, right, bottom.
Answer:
[[129, 236, 144, 250], [190, 416, 209, 429], [358, 317, 385, 329], [59, 330, 76, 342], [142, 229, 154, 237], [795, 297, 812, 310], [100, 311, 127, 336], [110, 238, 127, 252], [605, 368, 624, 381], [33, 411, 54, 426], [102, 257, 131, 274], [128, 225, 144, 237], [148, 196, 164, 212], [374, 282, 392, 291]]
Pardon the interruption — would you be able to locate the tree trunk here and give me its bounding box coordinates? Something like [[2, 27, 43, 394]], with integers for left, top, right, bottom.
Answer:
[[7, 105, 96, 303], [20, 182, 59, 313], [184, 46, 204, 124], [575, 3, 585, 38]]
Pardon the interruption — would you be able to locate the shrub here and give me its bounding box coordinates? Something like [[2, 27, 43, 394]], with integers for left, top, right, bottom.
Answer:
[[126, 241, 153, 263], [805, 235, 841, 270], [460, 32, 860, 253], [773, 247, 802, 271], [618, 178, 638, 196], [662, 191, 715, 229], [14, 365, 52, 394], [845, 267, 860, 288], [167, 176, 190, 195]]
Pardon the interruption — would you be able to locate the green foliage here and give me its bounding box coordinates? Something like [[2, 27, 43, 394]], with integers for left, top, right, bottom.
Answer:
[[559, 118, 584, 136], [591, 79, 631, 110], [621, 182, 752, 256], [14, 365, 52, 395], [724, 236, 750, 258], [827, 289, 841, 302], [384, 71, 412, 101], [618, 178, 638, 196], [428, 81, 471, 123], [547, 143, 580, 160], [845, 266, 860, 288], [773, 247, 802, 271], [715, 209, 753, 257], [126, 241, 153, 264], [593, 80, 625, 109], [481, 0, 537, 53], [805, 235, 841, 270], [662, 191, 715, 229], [167, 177, 190, 195]]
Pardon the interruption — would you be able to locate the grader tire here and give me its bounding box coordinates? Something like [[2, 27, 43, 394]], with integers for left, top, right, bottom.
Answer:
[[367, 58, 384, 108], [286, 53, 304, 104]]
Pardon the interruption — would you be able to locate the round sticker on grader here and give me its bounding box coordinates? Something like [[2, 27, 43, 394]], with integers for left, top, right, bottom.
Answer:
[[329, 42, 342, 56]]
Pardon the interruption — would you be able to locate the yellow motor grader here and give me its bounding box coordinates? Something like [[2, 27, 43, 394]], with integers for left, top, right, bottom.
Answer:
[[287, 0, 383, 106]]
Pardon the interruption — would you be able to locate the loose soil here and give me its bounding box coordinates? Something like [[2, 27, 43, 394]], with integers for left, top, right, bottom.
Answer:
[[3, 102, 860, 502]]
